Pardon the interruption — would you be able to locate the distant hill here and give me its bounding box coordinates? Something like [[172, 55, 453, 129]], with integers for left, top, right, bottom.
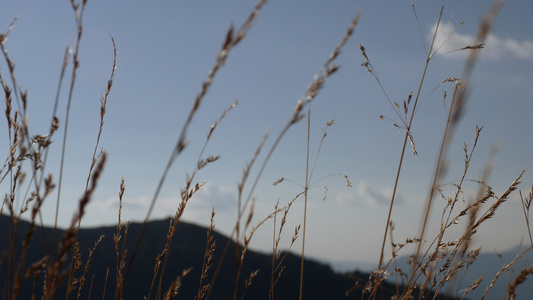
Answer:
[[0, 216, 375, 299], [458, 246, 533, 299], [338, 246, 533, 300], [1, 216, 463, 299]]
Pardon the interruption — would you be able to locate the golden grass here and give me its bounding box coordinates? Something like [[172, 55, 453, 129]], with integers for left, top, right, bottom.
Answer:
[[2, 0, 532, 299]]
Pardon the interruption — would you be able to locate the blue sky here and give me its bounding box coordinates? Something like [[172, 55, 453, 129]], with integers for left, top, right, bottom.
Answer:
[[1, 1, 532, 266]]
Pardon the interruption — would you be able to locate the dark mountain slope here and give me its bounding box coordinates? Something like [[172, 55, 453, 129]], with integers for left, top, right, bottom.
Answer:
[[1, 215, 448, 299]]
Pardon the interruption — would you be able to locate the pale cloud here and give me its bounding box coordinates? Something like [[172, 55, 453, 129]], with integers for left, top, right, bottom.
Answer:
[[149, 183, 237, 219], [357, 181, 404, 207], [429, 22, 533, 60], [336, 192, 356, 207], [97, 194, 150, 211], [334, 182, 405, 207], [94, 183, 238, 222], [509, 74, 527, 85], [187, 183, 237, 212]]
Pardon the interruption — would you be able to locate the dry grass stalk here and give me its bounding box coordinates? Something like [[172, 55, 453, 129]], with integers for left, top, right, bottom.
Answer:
[[0, 17, 25, 115], [45, 152, 106, 299], [474, 170, 524, 227], [357, 4, 510, 298], [364, 2, 505, 299], [66, 33, 117, 299], [480, 249, 527, 299], [126, 0, 267, 281], [519, 185, 533, 248], [206, 130, 269, 300], [0, 15, 61, 299], [406, 177, 511, 298], [102, 268, 109, 300], [2, 5, 85, 295], [10, 176, 51, 299], [507, 265, 533, 300], [196, 208, 217, 300], [150, 100, 235, 299], [114, 178, 129, 300], [410, 127, 483, 295], [362, 5, 496, 296], [147, 247, 167, 300], [265, 117, 350, 299], [24, 256, 48, 280], [232, 204, 285, 300], [163, 268, 192, 300], [76, 234, 105, 300], [1, 1, 525, 299], [87, 274, 95, 300], [86, 35, 116, 189], [388, 168, 523, 300], [52, 0, 87, 258], [269, 14, 360, 298], [150, 136, 216, 296], [148, 219, 175, 300], [461, 275, 485, 299], [451, 0, 505, 125], [65, 241, 82, 297], [207, 11, 359, 300], [270, 195, 301, 300], [240, 269, 260, 300], [365, 6, 448, 293]]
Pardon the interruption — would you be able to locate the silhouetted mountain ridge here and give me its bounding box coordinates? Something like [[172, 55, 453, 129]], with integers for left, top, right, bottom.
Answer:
[[379, 245, 533, 300], [1, 216, 452, 299]]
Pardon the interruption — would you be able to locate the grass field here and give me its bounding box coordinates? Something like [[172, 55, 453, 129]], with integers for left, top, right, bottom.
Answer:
[[2, 0, 532, 299]]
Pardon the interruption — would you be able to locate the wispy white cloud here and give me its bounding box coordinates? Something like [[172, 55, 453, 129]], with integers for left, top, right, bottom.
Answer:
[[96, 183, 235, 210], [97, 194, 150, 211], [336, 192, 356, 207], [95, 183, 238, 222], [188, 183, 237, 212], [334, 182, 405, 207], [357, 181, 404, 207], [429, 22, 533, 61]]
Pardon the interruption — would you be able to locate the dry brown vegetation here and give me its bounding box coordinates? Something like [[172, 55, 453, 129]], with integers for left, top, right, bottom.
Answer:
[[1, 0, 532, 299]]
